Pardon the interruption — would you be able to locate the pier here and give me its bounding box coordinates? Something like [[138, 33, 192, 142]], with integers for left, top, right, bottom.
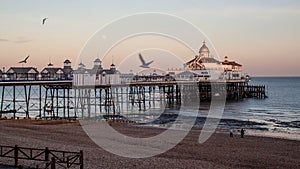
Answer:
[[0, 79, 267, 120], [0, 41, 268, 120]]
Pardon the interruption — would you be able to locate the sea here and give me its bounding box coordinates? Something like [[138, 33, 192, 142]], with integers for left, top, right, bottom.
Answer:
[[147, 77, 300, 140], [230, 77, 300, 140]]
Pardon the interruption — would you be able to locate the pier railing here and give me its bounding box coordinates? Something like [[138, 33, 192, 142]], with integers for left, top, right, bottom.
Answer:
[[0, 145, 83, 169]]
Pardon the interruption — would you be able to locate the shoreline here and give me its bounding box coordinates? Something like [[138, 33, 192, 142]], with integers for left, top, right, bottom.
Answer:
[[1, 118, 299, 141], [0, 119, 299, 168], [146, 124, 300, 142]]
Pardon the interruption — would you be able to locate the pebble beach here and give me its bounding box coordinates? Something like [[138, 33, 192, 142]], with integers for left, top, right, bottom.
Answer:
[[0, 119, 299, 169]]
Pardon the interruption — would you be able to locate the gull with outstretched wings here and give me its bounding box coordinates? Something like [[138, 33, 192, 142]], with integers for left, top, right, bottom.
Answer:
[[19, 55, 30, 64], [42, 18, 48, 25], [139, 53, 153, 68], [4, 104, 10, 110]]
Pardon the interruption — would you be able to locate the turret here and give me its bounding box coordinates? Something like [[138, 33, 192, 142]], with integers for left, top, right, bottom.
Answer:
[[93, 58, 102, 70], [64, 59, 71, 69], [199, 41, 210, 58], [110, 63, 116, 73], [224, 56, 229, 62]]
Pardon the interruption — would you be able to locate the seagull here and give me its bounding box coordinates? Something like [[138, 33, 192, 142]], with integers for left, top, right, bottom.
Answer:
[[17, 106, 23, 111], [42, 18, 48, 25], [4, 104, 10, 110], [139, 53, 153, 68], [30, 103, 37, 107], [19, 55, 30, 64]]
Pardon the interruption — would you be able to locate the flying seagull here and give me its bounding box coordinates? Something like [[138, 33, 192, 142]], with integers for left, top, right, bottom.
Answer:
[[4, 104, 10, 110], [139, 53, 153, 68], [42, 18, 48, 25], [19, 55, 30, 64]]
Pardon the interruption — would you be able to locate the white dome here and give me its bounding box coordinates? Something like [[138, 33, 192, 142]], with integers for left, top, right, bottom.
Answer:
[[199, 41, 209, 53], [199, 41, 210, 58]]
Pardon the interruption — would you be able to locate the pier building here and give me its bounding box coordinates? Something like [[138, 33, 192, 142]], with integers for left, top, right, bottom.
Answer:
[[6, 67, 39, 81], [41, 67, 65, 80], [73, 58, 120, 86], [168, 41, 244, 81], [1, 59, 73, 81]]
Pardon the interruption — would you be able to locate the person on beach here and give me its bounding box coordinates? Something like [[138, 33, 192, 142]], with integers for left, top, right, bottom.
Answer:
[[230, 129, 233, 137], [241, 128, 245, 138]]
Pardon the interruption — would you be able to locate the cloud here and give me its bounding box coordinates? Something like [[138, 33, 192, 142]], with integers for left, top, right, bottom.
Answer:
[[13, 36, 33, 44], [13, 39, 33, 43], [0, 37, 33, 43], [0, 38, 10, 42]]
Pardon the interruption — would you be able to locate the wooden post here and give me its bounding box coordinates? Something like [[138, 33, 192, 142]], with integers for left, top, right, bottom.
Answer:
[[50, 88, 54, 118], [67, 156, 69, 168], [63, 88, 66, 118], [51, 157, 56, 169], [138, 86, 141, 111], [45, 147, 49, 161], [67, 88, 70, 119], [56, 88, 59, 118], [39, 85, 42, 119], [14, 145, 18, 167], [13, 86, 16, 119], [80, 150, 84, 169], [94, 88, 97, 118], [0, 86, 4, 117]]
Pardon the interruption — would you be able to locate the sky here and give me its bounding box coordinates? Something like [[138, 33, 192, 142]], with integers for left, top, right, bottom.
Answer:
[[0, 0, 299, 76]]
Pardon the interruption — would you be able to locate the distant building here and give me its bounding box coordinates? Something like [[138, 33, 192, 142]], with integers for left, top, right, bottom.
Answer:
[[0, 59, 73, 81], [186, 41, 221, 70], [40, 59, 73, 80], [40, 67, 64, 80], [168, 41, 244, 80], [222, 56, 243, 79], [73, 58, 120, 86], [6, 67, 39, 81]]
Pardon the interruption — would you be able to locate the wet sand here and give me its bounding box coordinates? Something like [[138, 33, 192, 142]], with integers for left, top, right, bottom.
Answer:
[[0, 119, 299, 169]]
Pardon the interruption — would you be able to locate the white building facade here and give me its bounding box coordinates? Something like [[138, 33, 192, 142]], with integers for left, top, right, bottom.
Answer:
[[73, 59, 121, 86], [167, 41, 245, 81]]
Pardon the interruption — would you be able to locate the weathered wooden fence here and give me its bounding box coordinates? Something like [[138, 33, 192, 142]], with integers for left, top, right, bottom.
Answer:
[[0, 145, 83, 169]]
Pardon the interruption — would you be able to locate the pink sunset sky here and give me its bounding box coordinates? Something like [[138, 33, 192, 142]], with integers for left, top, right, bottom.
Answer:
[[0, 0, 299, 76]]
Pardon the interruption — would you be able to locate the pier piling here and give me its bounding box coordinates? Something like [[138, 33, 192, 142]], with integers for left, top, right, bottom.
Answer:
[[0, 80, 267, 120]]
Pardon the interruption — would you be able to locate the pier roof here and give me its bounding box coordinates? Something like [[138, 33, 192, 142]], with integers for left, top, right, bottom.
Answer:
[[6, 67, 39, 74], [201, 57, 220, 63], [222, 61, 242, 67], [41, 67, 64, 74]]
